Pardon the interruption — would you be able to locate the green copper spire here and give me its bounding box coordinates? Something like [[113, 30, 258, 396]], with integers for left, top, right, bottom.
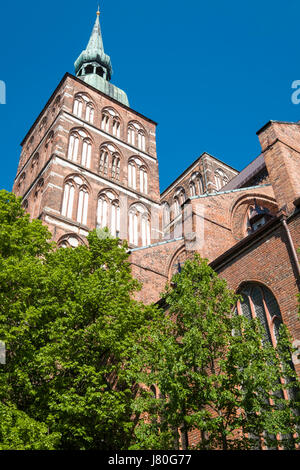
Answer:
[[74, 8, 129, 107]]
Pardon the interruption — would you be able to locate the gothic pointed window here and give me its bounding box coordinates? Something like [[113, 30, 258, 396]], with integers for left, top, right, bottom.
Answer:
[[85, 103, 94, 124], [127, 121, 147, 151], [77, 186, 89, 225], [190, 181, 196, 197], [101, 113, 110, 132], [81, 139, 92, 168], [215, 169, 229, 191], [100, 150, 108, 175], [237, 283, 283, 348], [62, 181, 75, 219], [139, 166, 148, 194], [190, 172, 204, 195], [112, 155, 120, 180], [73, 98, 83, 118], [61, 175, 89, 224], [97, 190, 120, 237], [128, 203, 150, 247], [127, 125, 135, 146], [68, 133, 79, 162], [112, 118, 121, 138], [128, 161, 137, 189]]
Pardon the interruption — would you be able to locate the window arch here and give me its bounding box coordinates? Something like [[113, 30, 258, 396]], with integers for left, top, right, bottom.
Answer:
[[31, 153, 39, 171], [99, 143, 121, 177], [190, 171, 204, 196], [128, 203, 151, 247], [128, 157, 148, 193], [97, 190, 120, 237], [101, 107, 121, 136], [32, 178, 44, 218], [67, 129, 93, 168], [112, 155, 121, 180], [173, 187, 186, 216], [73, 93, 95, 124], [215, 169, 229, 191], [61, 175, 89, 225], [58, 234, 84, 249], [237, 283, 283, 347], [127, 121, 147, 151]]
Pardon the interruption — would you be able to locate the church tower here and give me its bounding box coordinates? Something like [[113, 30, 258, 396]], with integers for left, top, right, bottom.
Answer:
[[13, 9, 161, 248]]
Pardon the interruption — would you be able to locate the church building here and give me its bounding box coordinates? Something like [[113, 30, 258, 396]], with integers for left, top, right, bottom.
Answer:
[[12, 8, 300, 402]]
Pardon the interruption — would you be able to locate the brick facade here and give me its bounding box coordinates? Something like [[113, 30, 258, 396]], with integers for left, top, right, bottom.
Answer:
[[13, 71, 300, 381]]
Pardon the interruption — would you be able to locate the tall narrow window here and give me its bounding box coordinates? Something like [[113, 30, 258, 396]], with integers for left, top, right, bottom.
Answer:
[[73, 99, 83, 118], [62, 182, 75, 219], [97, 191, 120, 237], [237, 284, 283, 348], [128, 126, 135, 146], [81, 140, 92, 168], [68, 134, 79, 162], [215, 169, 229, 191], [138, 131, 146, 151], [100, 150, 109, 175], [128, 203, 150, 247], [112, 156, 120, 180], [140, 167, 148, 194], [85, 104, 94, 124], [77, 187, 89, 225], [101, 114, 110, 132], [128, 162, 136, 189], [190, 182, 196, 197], [112, 119, 120, 138]]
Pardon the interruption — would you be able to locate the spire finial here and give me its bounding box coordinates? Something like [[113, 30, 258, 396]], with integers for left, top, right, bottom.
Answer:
[[97, 5, 100, 16]]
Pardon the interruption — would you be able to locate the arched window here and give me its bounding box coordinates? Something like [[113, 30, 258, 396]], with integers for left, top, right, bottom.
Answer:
[[138, 131, 146, 151], [81, 139, 92, 168], [17, 172, 26, 192], [101, 112, 110, 132], [73, 97, 83, 118], [128, 160, 136, 189], [139, 166, 148, 194], [97, 190, 120, 237], [128, 157, 147, 192], [189, 181, 196, 197], [101, 107, 121, 136], [77, 186, 89, 225], [173, 187, 186, 217], [112, 118, 121, 138], [31, 153, 39, 171], [67, 129, 93, 168], [61, 181, 75, 219], [162, 202, 171, 230], [127, 125, 135, 146], [215, 169, 229, 191], [127, 121, 147, 151], [73, 93, 95, 124], [68, 133, 80, 162], [237, 283, 283, 347], [61, 175, 89, 225], [112, 155, 120, 180], [246, 200, 273, 235], [99, 143, 121, 177], [58, 235, 82, 249], [190, 172, 204, 195], [128, 203, 151, 247], [85, 103, 94, 124], [100, 150, 108, 175]]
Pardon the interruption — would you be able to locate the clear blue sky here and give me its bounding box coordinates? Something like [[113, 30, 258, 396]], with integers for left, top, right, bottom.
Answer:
[[1, 0, 300, 193]]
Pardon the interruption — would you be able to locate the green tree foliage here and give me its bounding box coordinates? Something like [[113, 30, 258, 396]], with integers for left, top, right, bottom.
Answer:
[[131, 255, 300, 450], [0, 190, 158, 450]]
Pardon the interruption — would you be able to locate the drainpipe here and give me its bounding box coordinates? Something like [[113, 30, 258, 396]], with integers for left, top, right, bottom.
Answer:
[[281, 214, 300, 288]]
